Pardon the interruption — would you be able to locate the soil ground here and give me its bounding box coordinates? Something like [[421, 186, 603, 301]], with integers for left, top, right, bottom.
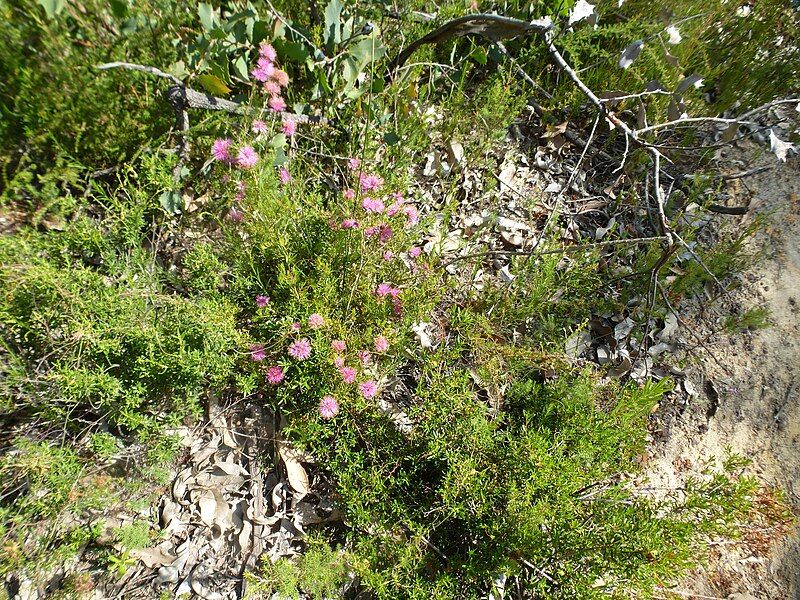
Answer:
[[646, 147, 800, 600]]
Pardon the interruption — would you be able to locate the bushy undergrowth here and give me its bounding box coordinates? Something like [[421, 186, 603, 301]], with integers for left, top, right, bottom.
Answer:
[[1, 0, 796, 597]]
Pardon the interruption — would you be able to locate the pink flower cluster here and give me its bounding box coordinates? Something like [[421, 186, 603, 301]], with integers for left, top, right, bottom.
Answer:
[[267, 365, 284, 385], [252, 42, 290, 112], [211, 138, 259, 169], [288, 338, 312, 360], [361, 197, 385, 213], [319, 395, 339, 419], [376, 282, 401, 298], [359, 173, 383, 193]]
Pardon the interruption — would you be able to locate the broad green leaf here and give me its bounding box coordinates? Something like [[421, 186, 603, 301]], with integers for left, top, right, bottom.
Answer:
[[349, 37, 385, 69], [109, 0, 129, 19], [198, 3, 216, 31], [232, 55, 249, 81], [270, 133, 287, 148], [274, 39, 310, 63], [37, 0, 65, 18], [273, 147, 287, 166], [197, 74, 231, 96], [159, 190, 183, 215], [324, 0, 343, 49]]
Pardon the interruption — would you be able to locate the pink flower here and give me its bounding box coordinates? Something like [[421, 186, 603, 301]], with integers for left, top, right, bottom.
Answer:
[[379, 225, 393, 244], [392, 297, 403, 316], [376, 283, 393, 297], [383, 251, 394, 261], [386, 201, 403, 217], [392, 192, 405, 202], [331, 340, 346, 353], [359, 380, 378, 399], [308, 313, 324, 329], [357, 350, 371, 365], [374, 336, 389, 353], [263, 81, 281, 96], [340, 219, 358, 229], [403, 205, 419, 225], [343, 189, 356, 200], [250, 344, 266, 362], [260, 42, 277, 61], [278, 168, 292, 184], [359, 173, 383, 193], [409, 246, 422, 258], [228, 207, 244, 222], [347, 157, 361, 170], [361, 197, 385, 213], [288, 338, 312, 360], [252, 63, 275, 82], [291, 322, 302, 332], [339, 366, 357, 384], [364, 225, 380, 237], [212, 138, 233, 162], [256, 295, 270, 308], [388, 287, 400, 298], [273, 69, 289, 87], [282, 119, 296, 137], [269, 96, 287, 112], [333, 356, 345, 368], [237, 146, 259, 169], [252, 120, 268, 134], [266, 366, 284, 385], [319, 395, 339, 419]]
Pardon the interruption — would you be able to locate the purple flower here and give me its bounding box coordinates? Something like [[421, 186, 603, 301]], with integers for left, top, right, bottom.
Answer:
[[409, 246, 422, 258], [404, 205, 419, 225], [291, 322, 301, 332], [266, 366, 284, 385], [237, 146, 259, 169], [361, 197, 385, 213], [278, 168, 292, 184], [374, 336, 389, 353], [357, 350, 371, 365], [347, 157, 361, 171], [383, 251, 394, 261], [376, 283, 393, 297], [252, 62, 275, 82], [378, 225, 393, 244], [250, 344, 266, 362], [339, 366, 357, 384], [319, 395, 339, 419], [282, 119, 296, 137], [359, 380, 378, 399], [340, 219, 358, 229], [364, 226, 380, 237], [359, 173, 383, 193], [288, 338, 312, 360], [252, 120, 268, 134], [259, 42, 277, 61], [264, 81, 281, 96], [256, 295, 270, 308], [212, 138, 233, 163], [343, 189, 356, 200], [273, 69, 289, 87], [308, 313, 324, 329], [269, 96, 287, 112], [228, 207, 244, 222], [331, 340, 346, 353]]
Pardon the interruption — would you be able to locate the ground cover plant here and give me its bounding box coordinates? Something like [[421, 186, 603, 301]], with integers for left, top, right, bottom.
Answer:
[[1, 0, 798, 598]]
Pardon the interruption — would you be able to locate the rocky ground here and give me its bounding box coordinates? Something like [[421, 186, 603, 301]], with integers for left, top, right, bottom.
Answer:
[[646, 146, 800, 600]]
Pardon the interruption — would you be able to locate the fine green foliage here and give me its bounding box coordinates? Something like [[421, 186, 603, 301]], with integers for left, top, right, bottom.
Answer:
[[1, 0, 795, 597]]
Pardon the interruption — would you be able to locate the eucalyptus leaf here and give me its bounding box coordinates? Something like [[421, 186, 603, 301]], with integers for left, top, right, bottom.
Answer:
[[675, 74, 703, 94], [619, 40, 644, 69], [160, 190, 183, 215], [232, 55, 249, 81], [324, 0, 343, 49], [198, 3, 216, 31], [197, 74, 232, 95], [37, 0, 65, 18]]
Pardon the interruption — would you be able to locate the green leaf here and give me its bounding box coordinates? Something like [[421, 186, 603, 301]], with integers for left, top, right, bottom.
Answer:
[[109, 0, 129, 19], [232, 56, 249, 81], [349, 37, 386, 69], [37, 0, 66, 19], [270, 133, 287, 148], [196, 74, 231, 96], [274, 39, 310, 63], [324, 0, 343, 49], [273, 147, 287, 166], [159, 190, 183, 215], [198, 3, 216, 31], [383, 131, 400, 145]]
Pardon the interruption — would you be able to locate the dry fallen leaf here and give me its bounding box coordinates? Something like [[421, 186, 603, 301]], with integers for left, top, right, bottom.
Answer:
[[278, 442, 310, 497]]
